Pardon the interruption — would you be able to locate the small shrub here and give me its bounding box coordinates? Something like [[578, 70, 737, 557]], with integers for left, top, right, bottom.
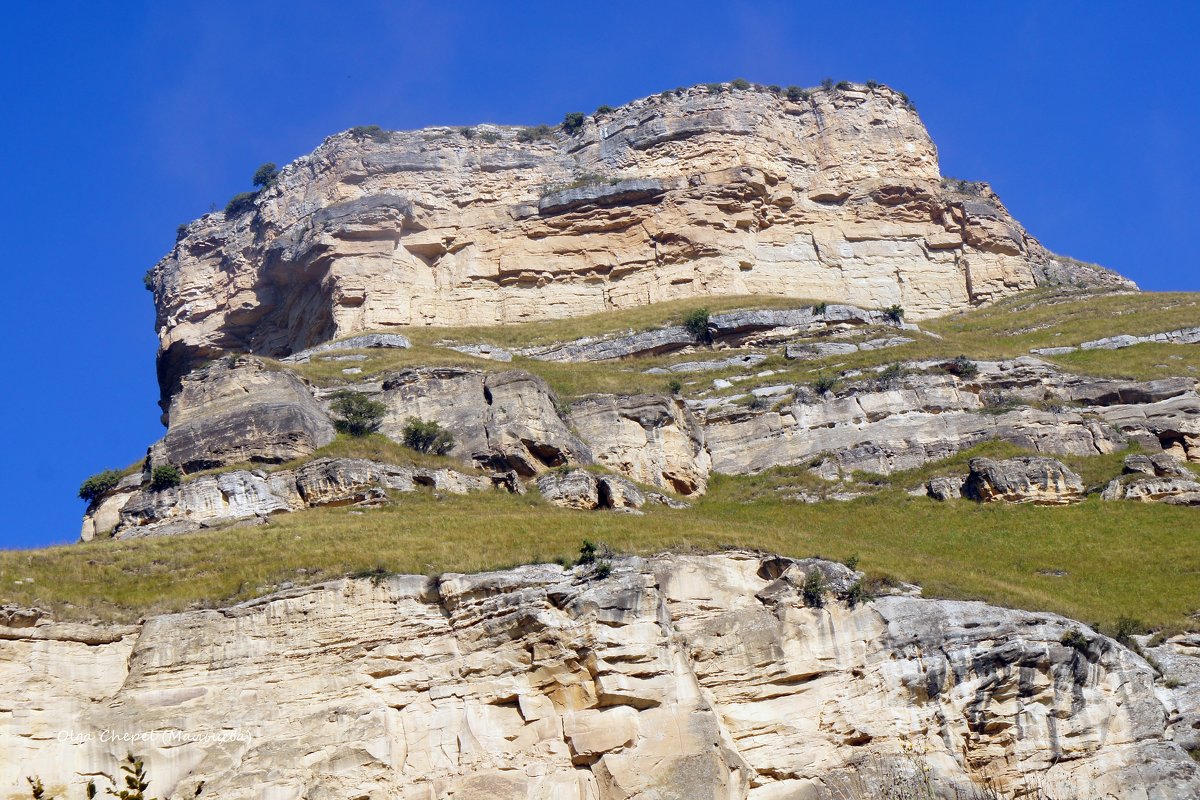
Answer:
[[785, 85, 809, 102], [748, 395, 769, 411], [898, 91, 915, 110], [27, 777, 45, 800], [802, 570, 827, 607], [109, 753, 152, 800], [704, 82, 724, 94], [593, 560, 612, 579], [224, 191, 258, 217], [79, 469, 124, 504], [883, 304, 905, 324], [459, 127, 475, 139], [150, 465, 181, 491], [668, 378, 683, 395], [731, 77, 751, 91], [351, 565, 390, 585], [820, 77, 834, 91], [979, 392, 1020, 415], [811, 301, 827, 315], [835, 80, 852, 91], [578, 539, 598, 565], [844, 554, 860, 571], [766, 84, 782, 94], [846, 580, 873, 608], [682, 308, 711, 343], [942, 355, 979, 379], [1112, 616, 1146, 647], [349, 125, 391, 143], [330, 390, 387, 437], [401, 417, 455, 455], [561, 112, 586, 135], [142, 270, 154, 291], [175, 224, 189, 241], [877, 362, 906, 388], [480, 131, 500, 144], [516, 124, 553, 143], [866, 79, 880, 90], [594, 104, 614, 116], [252, 162, 279, 189], [1061, 629, 1089, 652], [813, 373, 838, 395]]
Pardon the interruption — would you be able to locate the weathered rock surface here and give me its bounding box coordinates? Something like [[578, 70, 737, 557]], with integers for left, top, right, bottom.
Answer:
[[961, 456, 1085, 504], [149, 83, 1130, 396], [151, 357, 335, 472], [1032, 325, 1200, 355], [364, 368, 593, 476], [107, 458, 499, 537], [1, 552, 1195, 798], [280, 333, 412, 364], [535, 469, 645, 510], [570, 394, 710, 494], [702, 358, 1199, 476], [1101, 455, 1200, 505], [1147, 633, 1200, 754]]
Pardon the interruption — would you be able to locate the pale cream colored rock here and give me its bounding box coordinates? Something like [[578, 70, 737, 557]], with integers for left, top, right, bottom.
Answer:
[[1, 553, 1196, 799], [150, 84, 1131, 396]]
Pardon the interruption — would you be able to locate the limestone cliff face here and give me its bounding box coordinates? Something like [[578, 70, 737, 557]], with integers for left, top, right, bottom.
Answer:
[[2, 553, 1196, 799], [148, 83, 1130, 397]]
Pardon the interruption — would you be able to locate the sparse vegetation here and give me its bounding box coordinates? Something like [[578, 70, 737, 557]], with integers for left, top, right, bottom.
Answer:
[[142, 270, 154, 291], [813, 373, 838, 395], [942, 355, 980, 379], [731, 78, 751, 91], [883, 304, 905, 324], [252, 162, 279, 189], [401, 417, 455, 455], [811, 301, 827, 315], [1061, 629, 1090, 652], [802, 570, 826, 607], [682, 307, 712, 343], [835, 80, 852, 90], [175, 224, 188, 241], [459, 127, 475, 139], [480, 130, 500, 144], [594, 104, 614, 116], [820, 78, 834, 91], [79, 469, 124, 505], [224, 191, 258, 217], [704, 82, 724, 94], [785, 85, 809, 102], [865, 79, 880, 90], [668, 378, 683, 395], [516, 124, 554, 143], [150, 465, 181, 492], [330, 391, 386, 437], [349, 125, 391, 143], [561, 112, 585, 135]]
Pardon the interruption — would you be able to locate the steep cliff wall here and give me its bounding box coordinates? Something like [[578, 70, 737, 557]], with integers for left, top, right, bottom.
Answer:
[[147, 82, 1130, 398], [2, 553, 1196, 799]]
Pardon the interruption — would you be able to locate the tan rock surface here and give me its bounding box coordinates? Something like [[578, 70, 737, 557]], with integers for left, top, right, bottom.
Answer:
[[149, 83, 1130, 397], [1, 553, 1195, 798]]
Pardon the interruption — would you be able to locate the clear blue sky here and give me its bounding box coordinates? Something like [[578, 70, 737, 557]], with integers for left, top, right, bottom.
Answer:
[[1, 1, 1196, 549]]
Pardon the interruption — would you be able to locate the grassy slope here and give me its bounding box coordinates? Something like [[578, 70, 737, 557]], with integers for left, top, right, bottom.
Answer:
[[11, 289, 1200, 629]]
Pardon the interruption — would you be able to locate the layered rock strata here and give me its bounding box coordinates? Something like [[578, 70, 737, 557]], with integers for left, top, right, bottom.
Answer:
[[1, 552, 1196, 798], [148, 83, 1131, 397]]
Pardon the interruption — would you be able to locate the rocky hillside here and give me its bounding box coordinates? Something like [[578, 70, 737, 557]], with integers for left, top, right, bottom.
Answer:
[[147, 81, 1129, 398], [3, 81, 1198, 799], [4, 552, 1199, 799]]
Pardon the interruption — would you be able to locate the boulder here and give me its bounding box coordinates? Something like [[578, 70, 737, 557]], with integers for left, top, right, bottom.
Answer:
[[153, 357, 335, 473], [535, 469, 644, 511], [926, 475, 964, 501], [961, 457, 1084, 505]]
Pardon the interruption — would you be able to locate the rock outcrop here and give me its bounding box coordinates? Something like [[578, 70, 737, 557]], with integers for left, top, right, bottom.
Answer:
[[961, 456, 1085, 504], [534, 469, 644, 510], [92, 458, 503, 538], [1, 552, 1196, 798], [148, 82, 1130, 397], [151, 357, 335, 470], [1102, 454, 1200, 505]]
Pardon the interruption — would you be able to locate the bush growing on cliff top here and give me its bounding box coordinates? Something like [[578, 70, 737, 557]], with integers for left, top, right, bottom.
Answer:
[[330, 391, 386, 438], [348, 124, 391, 143], [224, 191, 258, 217], [820, 77, 834, 90], [516, 124, 553, 143], [561, 112, 585, 135], [252, 162, 279, 189], [785, 85, 809, 102], [731, 78, 751, 91], [682, 308, 712, 343], [401, 417, 455, 455], [79, 469, 123, 505], [150, 465, 181, 491]]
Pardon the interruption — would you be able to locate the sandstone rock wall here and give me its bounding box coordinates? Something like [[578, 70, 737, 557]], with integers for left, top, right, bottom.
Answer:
[[148, 83, 1131, 397], [1, 553, 1196, 799]]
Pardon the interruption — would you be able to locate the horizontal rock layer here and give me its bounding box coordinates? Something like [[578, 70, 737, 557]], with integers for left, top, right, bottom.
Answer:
[[149, 83, 1130, 398], [1, 552, 1195, 798]]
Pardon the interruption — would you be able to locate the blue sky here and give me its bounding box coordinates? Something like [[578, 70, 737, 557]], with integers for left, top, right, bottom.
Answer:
[[1, 1, 1196, 549]]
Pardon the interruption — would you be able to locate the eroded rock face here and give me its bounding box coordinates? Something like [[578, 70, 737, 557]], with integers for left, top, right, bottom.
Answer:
[[570, 394, 710, 495], [534, 469, 645, 510], [149, 84, 1130, 396], [365, 367, 592, 476], [151, 357, 335, 472], [962, 457, 1084, 504], [1, 553, 1195, 798], [108, 458, 499, 537]]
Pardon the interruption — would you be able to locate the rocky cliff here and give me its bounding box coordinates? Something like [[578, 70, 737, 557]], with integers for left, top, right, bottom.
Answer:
[[147, 82, 1129, 398], [3, 552, 1198, 799]]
